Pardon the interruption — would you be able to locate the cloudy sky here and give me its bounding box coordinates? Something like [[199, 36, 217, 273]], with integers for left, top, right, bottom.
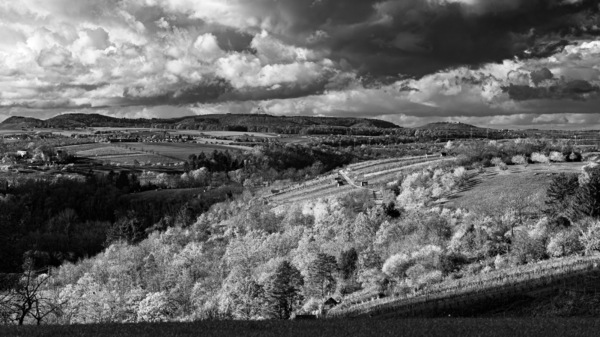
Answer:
[[1, 0, 599, 129]]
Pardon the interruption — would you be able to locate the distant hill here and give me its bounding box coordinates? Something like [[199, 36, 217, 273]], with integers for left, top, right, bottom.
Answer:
[[0, 113, 400, 134], [417, 122, 482, 130], [0, 116, 48, 129]]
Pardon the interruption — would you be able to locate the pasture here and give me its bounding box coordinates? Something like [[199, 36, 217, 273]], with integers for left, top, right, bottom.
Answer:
[[60, 143, 181, 166], [0, 318, 596, 337], [130, 142, 250, 160], [60, 142, 251, 166], [442, 162, 586, 211]]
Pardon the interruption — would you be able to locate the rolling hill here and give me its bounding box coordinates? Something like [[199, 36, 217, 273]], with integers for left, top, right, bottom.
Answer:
[[417, 122, 482, 130], [0, 113, 400, 133]]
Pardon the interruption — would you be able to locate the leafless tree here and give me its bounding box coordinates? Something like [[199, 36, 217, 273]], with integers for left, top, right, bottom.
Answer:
[[0, 266, 64, 325]]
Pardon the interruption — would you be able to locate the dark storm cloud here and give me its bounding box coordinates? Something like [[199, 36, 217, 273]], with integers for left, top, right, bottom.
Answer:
[[504, 80, 600, 101], [121, 78, 234, 106], [270, 0, 600, 78]]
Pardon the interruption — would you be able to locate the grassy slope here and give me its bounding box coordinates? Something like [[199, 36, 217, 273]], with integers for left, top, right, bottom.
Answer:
[[1, 318, 598, 337], [442, 163, 585, 211]]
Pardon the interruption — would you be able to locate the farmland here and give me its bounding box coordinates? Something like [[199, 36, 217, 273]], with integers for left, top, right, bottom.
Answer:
[[59, 142, 252, 167], [129, 142, 250, 160], [172, 130, 279, 138], [268, 154, 453, 205]]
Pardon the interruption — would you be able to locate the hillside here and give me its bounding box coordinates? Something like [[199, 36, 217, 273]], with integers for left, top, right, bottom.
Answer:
[[417, 122, 482, 130], [0, 113, 400, 133], [0, 116, 48, 129]]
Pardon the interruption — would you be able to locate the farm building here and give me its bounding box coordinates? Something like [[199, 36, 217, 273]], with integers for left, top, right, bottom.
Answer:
[[323, 297, 340, 310]]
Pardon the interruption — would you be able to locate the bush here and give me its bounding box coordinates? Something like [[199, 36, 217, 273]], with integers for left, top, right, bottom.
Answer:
[[382, 253, 412, 280], [494, 254, 509, 270], [440, 252, 469, 275], [549, 151, 566, 162], [546, 230, 583, 258], [137, 292, 175, 322], [491, 157, 504, 167], [416, 270, 443, 288], [451, 167, 468, 186], [531, 152, 550, 164], [569, 152, 582, 162], [301, 298, 321, 313], [578, 219, 600, 255], [511, 155, 527, 165], [510, 231, 546, 265], [498, 162, 508, 171]]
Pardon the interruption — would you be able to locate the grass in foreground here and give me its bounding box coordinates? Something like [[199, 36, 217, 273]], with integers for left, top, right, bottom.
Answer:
[[1, 318, 598, 337]]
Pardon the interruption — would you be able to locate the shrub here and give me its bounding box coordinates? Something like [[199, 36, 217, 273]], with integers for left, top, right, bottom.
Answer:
[[405, 264, 427, 282], [491, 157, 504, 167], [137, 292, 175, 322], [498, 162, 508, 171], [546, 230, 583, 258], [440, 252, 469, 275], [569, 152, 582, 162], [301, 298, 321, 313], [578, 219, 600, 255], [531, 152, 550, 164], [549, 151, 566, 162], [510, 231, 546, 265], [382, 253, 412, 279], [511, 155, 527, 165], [416, 270, 443, 288], [494, 254, 509, 270]]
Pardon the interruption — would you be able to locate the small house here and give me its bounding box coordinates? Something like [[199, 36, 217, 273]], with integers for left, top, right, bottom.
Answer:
[[16, 150, 28, 158], [360, 181, 368, 187], [323, 297, 339, 310]]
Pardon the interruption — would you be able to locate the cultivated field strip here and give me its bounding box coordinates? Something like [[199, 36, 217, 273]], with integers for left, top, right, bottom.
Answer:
[[361, 157, 442, 177], [328, 256, 600, 318], [347, 155, 431, 171], [367, 159, 454, 185], [270, 174, 337, 196], [285, 185, 355, 203], [268, 155, 449, 204], [270, 183, 338, 202]]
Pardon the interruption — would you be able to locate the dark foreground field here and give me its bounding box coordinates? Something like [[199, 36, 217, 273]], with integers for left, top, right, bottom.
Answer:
[[1, 318, 599, 337]]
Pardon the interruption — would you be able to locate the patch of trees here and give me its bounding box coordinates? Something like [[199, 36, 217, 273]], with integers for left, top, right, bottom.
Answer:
[[453, 139, 581, 168], [0, 171, 239, 273], [545, 166, 600, 225]]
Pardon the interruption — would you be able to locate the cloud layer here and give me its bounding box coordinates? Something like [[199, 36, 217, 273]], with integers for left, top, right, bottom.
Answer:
[[0, 0, 599, 128]]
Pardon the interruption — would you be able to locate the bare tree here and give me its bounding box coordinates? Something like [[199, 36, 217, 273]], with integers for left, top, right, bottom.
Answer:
[[0, 265, 64, 325]]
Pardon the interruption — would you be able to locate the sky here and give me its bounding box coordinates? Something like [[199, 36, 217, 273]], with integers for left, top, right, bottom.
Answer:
[[0, 0, 599, 129]]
